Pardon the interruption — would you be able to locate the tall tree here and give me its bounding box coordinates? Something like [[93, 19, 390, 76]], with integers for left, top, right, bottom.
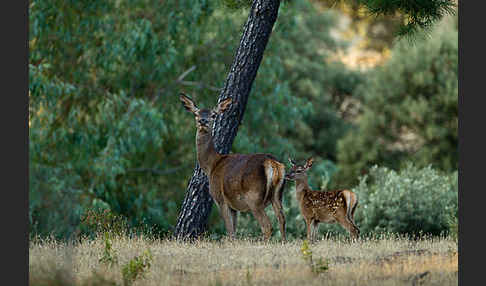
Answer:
[[174, 0, 281, 239], [174, 0, 456, 239]]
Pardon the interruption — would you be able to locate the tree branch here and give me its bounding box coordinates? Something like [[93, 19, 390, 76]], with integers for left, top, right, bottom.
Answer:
[[177, 65, 197, 82], [176, 65, 221, 91], [177, 80, 221, 92]]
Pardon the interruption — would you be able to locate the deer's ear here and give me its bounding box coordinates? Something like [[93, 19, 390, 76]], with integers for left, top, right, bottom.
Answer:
[[180, 93, 199, 114], [288, 157, 296, 167], [215, 98, 232, 114], [305, 157, 314, 169]]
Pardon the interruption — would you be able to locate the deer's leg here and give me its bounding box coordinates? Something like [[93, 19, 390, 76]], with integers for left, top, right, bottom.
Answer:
[[305, 218, 312, 242], [342, 190, 360, 240], [348, 202, 360, 239], [335, 214, 359, 241], [351, 222, 360, 240], [230, 208, 238, 236], [311, 220, 319, 242], [220, 203, 235, 239], [271, 199, 286, 243], [250, 207, 272, 241], [347, 215, 360, 240], [351, 200, 358, 218]]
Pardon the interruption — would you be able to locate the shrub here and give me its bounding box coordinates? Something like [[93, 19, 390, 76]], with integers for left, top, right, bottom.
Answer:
[[300, 240, 329, 275], [122, 250, 153, 286], [447, 206, 458, 241], [98, 232, 118, 267], [81, 208, 130, 237], [335, 15, 458, 187], [353, 164, 458, 236]]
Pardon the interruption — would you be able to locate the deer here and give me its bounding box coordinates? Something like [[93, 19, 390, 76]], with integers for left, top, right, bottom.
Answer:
[[285, 157, 360, 242], [179, 93, 287, 242]]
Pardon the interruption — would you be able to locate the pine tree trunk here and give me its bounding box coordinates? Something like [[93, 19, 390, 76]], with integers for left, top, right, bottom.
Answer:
[[174, 0, 281, 239]]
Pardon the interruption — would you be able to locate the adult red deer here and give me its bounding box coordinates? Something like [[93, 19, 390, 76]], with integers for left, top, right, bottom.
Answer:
[[179, 93, 287, 241], [286, 157, 360, 242]]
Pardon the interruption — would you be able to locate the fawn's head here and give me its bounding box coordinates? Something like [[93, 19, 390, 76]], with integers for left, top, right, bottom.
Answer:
[[285, 157, 314, 181], [180, 93, 232, 133]]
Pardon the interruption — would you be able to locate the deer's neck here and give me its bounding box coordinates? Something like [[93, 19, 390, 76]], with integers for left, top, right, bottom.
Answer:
[[196, 129, 222, 176], [294, 176, 310, 202]]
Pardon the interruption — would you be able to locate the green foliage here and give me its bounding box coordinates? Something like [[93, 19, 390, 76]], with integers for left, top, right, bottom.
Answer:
[[267, 1, 364, 167], [210, 277, 224, 286], [99, 232, 119, 267], [447, 207, 458, 241], [95, 229, 155, 285], [81, 209, 130, 237], [300, 240, 329, 274], [121, 250, 153, 286], [29, 0, 360, 239], [221, 0, 252, 10], [245, 267, 253, 285], [357, 0, 456, 36], [233, 0, 363, 192], [335, 15, 458, 186], [352, 164, 458, 236], [29, 0, 457, 240], [29, 81, 173, 238], [29, 0, 224, 239]]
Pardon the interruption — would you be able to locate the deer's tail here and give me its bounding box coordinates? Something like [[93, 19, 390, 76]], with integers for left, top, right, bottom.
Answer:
[[342, 190, 359, 230], [263, 159, 286, 204]]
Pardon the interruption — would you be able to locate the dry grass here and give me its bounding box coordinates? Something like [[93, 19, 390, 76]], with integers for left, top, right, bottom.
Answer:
[[29, 235, 458, 286]]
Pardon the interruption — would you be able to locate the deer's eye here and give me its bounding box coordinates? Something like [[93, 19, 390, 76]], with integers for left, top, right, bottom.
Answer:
[[211, 113, 217, 119]]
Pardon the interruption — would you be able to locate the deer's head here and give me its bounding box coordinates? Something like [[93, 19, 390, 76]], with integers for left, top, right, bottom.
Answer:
[[285, 157, 314, 181], [180, 93, 232, 133]]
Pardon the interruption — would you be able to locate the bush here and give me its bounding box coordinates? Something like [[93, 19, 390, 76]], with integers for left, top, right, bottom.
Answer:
[[353, 164, 458, 236], [81, 208, 130, 237], [447, 206, 458, 241], [335, 15, 458, 187], [122, 250, 153, 286]]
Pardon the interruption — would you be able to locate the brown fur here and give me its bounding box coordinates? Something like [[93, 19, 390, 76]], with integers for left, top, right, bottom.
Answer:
[[286, 157, 360, 242], [180, 94, 286, 241]]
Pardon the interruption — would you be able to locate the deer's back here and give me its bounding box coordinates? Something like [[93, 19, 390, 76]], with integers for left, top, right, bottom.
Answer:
[[301, 189, 347, 221], [209, 153, 283, 209]]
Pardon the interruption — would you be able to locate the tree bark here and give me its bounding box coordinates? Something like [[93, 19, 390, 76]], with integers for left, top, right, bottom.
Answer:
[[174, 0, 281, 240]]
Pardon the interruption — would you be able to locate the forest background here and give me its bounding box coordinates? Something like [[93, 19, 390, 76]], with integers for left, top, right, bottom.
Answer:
[[29, 0, 458, 240]]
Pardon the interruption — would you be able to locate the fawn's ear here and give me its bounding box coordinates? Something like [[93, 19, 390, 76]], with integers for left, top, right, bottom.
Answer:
[[215, 98, 232, 114], [288, 157, 297, 167], [179, 93, 199, 114], [304, 157, 314, 169]]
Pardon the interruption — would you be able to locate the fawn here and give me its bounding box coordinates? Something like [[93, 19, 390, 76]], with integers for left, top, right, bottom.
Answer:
[[286, 157, 360, 242]]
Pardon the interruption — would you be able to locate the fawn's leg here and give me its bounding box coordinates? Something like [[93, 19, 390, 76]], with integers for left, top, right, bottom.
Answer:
[[305, 218, 312, 242], [335, 214, 359, 241], [347, 209, 360, 239], [311, 220, 319, 242]]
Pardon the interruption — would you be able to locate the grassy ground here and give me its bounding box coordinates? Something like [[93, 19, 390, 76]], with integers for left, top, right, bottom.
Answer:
[[29, 234, 458, 286]]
